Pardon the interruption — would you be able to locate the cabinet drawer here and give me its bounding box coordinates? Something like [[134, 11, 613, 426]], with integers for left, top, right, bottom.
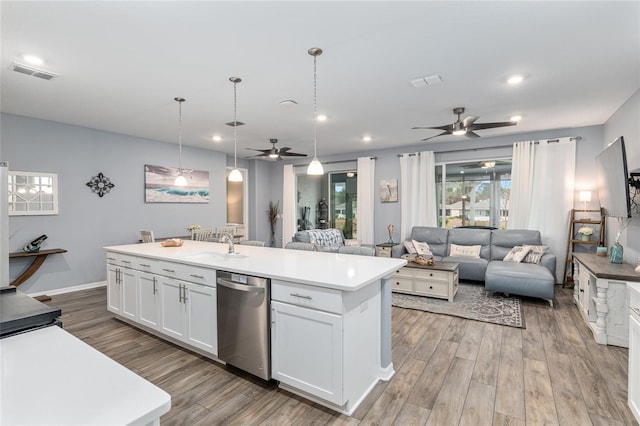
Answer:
[[272, 280, 342, 314], [414, 280, 449, 297], [135, 257, 159, 274], [393, 268, 412, 279], [413, 268, 450, 282], [116, 254, 137, 268], [376, 246, 392, 257], [158, 261, 216, 286], [392, 277, 413, 292], [106, 252, 118, 265]]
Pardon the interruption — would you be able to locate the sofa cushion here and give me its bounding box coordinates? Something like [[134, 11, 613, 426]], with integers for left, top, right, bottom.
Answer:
[[490, 229, 542, 261], [503, 245, 531, 262], [522, 245, 548, 264], [449, 243, 481, 258], [485, 261, 554, 300], [412, 240, 432, 256], [410, 227, 449, 257], [442, 256, 488, 281], [448, 228, 491, 260], [404, 240, 417, 254]]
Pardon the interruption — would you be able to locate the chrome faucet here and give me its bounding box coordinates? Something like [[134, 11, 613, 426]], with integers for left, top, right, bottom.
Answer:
[[220, 232, 235, 254]]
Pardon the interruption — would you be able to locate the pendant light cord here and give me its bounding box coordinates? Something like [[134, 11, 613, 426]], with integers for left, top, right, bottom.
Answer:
[[178, 99, 183, 174], [233, 81, 238, 169], [313, 54, 318, 158]]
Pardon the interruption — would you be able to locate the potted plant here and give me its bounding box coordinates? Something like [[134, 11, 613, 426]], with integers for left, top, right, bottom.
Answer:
[[578, 226, 593, 241], [268, 201, 279, 247]]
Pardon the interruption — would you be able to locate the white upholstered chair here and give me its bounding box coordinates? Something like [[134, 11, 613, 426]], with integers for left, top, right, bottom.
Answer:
[[192, 228, 214, 241], [140, 230, 155, 243]]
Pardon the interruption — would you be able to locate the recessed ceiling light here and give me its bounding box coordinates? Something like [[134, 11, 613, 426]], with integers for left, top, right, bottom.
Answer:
[[362, 136, 372, 142], [23, 55, 44, 65], [316, 114, 327, 122], [212, 135, 222, 142], [507, 75, 524, 85], [510, 115, 522, 122]]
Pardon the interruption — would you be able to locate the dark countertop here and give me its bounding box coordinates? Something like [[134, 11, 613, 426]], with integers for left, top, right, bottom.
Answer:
[[0, 287, 62, 337]]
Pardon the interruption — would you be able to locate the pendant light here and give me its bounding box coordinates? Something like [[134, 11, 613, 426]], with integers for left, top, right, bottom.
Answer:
[[307, 47, 324, 175], [174, 97, 188, 187], [227, 77, 243, 182]]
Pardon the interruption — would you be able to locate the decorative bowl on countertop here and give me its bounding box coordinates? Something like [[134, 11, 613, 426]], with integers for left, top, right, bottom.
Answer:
[[161, 238, 183, 247]]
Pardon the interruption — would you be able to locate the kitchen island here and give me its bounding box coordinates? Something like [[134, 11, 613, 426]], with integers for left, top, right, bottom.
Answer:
[[104, 240, 406, 415]]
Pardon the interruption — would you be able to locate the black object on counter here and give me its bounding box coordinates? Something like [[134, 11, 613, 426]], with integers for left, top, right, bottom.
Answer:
[[0, 286, 62, 338]]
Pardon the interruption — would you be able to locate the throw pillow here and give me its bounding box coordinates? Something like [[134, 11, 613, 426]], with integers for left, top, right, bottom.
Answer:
[[412, 240, 432, 256], [503, 245, 531, 263], [449, 244, 481, 258], [404, 240, 417, 254], [522, 245, 548, 264], [344, 239, 361, 246]]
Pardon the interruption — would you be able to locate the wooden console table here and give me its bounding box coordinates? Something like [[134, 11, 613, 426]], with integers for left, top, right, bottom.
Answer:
[[572, 252, 640, 347], [9, 248, 67, 288]]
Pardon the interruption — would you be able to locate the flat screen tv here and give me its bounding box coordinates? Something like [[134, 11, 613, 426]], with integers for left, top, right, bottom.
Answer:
[[595, 136, 631, 218]]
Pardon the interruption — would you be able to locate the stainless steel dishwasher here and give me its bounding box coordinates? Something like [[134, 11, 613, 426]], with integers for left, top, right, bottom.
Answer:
[[216, 270, 271, 380]]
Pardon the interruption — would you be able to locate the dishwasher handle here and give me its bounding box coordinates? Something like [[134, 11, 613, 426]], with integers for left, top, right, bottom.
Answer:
[[217, 277, 266, 293]]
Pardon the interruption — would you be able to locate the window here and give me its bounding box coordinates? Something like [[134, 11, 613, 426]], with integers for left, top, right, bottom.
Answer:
[[436, 160, 511, 229], [295, 170, 358, 238], [8, 171, 58, 215]]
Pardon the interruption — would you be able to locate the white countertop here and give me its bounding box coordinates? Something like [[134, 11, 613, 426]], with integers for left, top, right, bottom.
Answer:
[[105, 241, 406, 292], [0, 325, 171, 426]]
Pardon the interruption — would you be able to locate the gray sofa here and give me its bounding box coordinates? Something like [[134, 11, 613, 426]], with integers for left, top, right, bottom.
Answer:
[[392, 226, 556, 306]]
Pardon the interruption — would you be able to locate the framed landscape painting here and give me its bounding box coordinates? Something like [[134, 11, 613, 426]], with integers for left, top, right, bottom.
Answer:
[[144, 164, 209, 203]]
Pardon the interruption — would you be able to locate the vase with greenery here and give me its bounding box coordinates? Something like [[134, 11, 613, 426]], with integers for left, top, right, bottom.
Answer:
[[268, 201, 280, 247]]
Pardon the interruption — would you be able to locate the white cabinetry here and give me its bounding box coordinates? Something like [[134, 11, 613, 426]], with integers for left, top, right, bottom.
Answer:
[[628, 282, 640, 423], [106, 254, 137, 320], [270, 279, 381, 415], [572, 253, 640, 348], [105, 251, 217, 356]]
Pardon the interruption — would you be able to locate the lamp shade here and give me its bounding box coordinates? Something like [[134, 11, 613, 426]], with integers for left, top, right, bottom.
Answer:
[[307, 158, 324, 175], [579, 191, 592, 202], [174, 174, 187, 186], [228, 168, 243, 182]]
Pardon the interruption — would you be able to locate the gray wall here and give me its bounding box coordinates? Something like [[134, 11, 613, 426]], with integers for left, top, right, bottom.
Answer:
[[2, 113, 231, 294], [603, 89, 639, 263], [269, 125, 606, 247]]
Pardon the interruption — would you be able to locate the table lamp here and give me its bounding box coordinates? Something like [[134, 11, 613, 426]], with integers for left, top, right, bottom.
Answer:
[[579, 191, 591, 211]]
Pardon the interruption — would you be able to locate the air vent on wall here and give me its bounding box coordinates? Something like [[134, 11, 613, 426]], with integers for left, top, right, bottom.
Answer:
[[11, 62, 58, 80]]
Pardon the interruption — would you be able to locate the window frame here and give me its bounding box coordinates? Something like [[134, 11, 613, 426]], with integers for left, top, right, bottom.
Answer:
[[8, 170, 59, 216]]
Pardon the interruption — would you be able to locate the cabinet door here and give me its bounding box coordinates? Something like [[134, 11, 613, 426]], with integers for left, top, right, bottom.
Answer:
[[106, 264, 121, 315], [271, 301, 343, 405], [185, 282, 217, 355], [138, 272, 160, 330], [629, 314, 640, 423], [120, 267, 137, 321], [159, 277, 186, 340]]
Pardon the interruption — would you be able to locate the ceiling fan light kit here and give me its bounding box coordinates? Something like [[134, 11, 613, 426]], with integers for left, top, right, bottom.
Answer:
[[247, 139, 307, 161], [307, 47, 324, 176], [174, 97, 188, 187], [228, 77, 243, 182]]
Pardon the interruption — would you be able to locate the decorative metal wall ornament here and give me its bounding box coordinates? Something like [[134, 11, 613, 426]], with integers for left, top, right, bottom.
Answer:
[[86, 172, 115, 197]]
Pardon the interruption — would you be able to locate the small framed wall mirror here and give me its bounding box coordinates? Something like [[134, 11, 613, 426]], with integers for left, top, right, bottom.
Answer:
[[8, 171, 59, 215]]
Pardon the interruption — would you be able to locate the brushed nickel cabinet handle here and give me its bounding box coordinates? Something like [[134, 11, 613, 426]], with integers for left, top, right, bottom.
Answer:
[[190, 274, 204, 279], [290, 293, 312, 300], [163, 268, 175, 273]]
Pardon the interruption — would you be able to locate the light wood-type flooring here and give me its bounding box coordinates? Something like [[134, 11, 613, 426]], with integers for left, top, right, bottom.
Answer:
[[44, 285, 638, 426]]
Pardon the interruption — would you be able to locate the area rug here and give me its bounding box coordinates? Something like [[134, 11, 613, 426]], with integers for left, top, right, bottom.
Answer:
[[392, 283, 525, 328]]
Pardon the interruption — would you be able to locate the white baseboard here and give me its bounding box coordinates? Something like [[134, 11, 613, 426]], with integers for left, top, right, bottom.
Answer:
[[26, 281, 106, 298]]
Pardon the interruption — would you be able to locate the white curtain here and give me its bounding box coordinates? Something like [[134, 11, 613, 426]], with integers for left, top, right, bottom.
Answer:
[[282, 164, 296, 247], [508, 141, 535, 229], [509, 138, 576, 281], [356, 157, 375, 245], [399, 151, 437, 242]]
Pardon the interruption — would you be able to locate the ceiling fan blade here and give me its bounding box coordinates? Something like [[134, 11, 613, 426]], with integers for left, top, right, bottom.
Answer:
[[278, 147, 292, 153], [462, 116, 478, 127], [246, 148, 271, 153], [279, 152, 307, 157], [420, 131, 450, 141], [412, 124, 452, 131], [467, 121, 517, 131], [465, 131, 481, 138]]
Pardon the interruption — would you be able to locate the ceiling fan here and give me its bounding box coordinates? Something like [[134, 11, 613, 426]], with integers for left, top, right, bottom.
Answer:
[[246, 139, 308, 161], [413, 107, 517, 141]]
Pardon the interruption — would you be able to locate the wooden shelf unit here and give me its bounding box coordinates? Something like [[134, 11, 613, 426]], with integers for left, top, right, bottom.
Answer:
[[563, 208, 605, 287]]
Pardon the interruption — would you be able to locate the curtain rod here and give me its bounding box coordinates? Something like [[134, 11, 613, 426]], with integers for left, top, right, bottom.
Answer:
[[397, 136, 582, 157]]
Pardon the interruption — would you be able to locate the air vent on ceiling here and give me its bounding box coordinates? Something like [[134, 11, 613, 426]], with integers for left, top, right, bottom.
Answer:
[[11, 62, 58, 80], [410, 74, 443, 88]]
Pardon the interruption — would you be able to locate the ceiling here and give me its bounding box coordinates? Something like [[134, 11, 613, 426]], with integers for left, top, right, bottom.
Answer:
[[1, 1, 639, 159]]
